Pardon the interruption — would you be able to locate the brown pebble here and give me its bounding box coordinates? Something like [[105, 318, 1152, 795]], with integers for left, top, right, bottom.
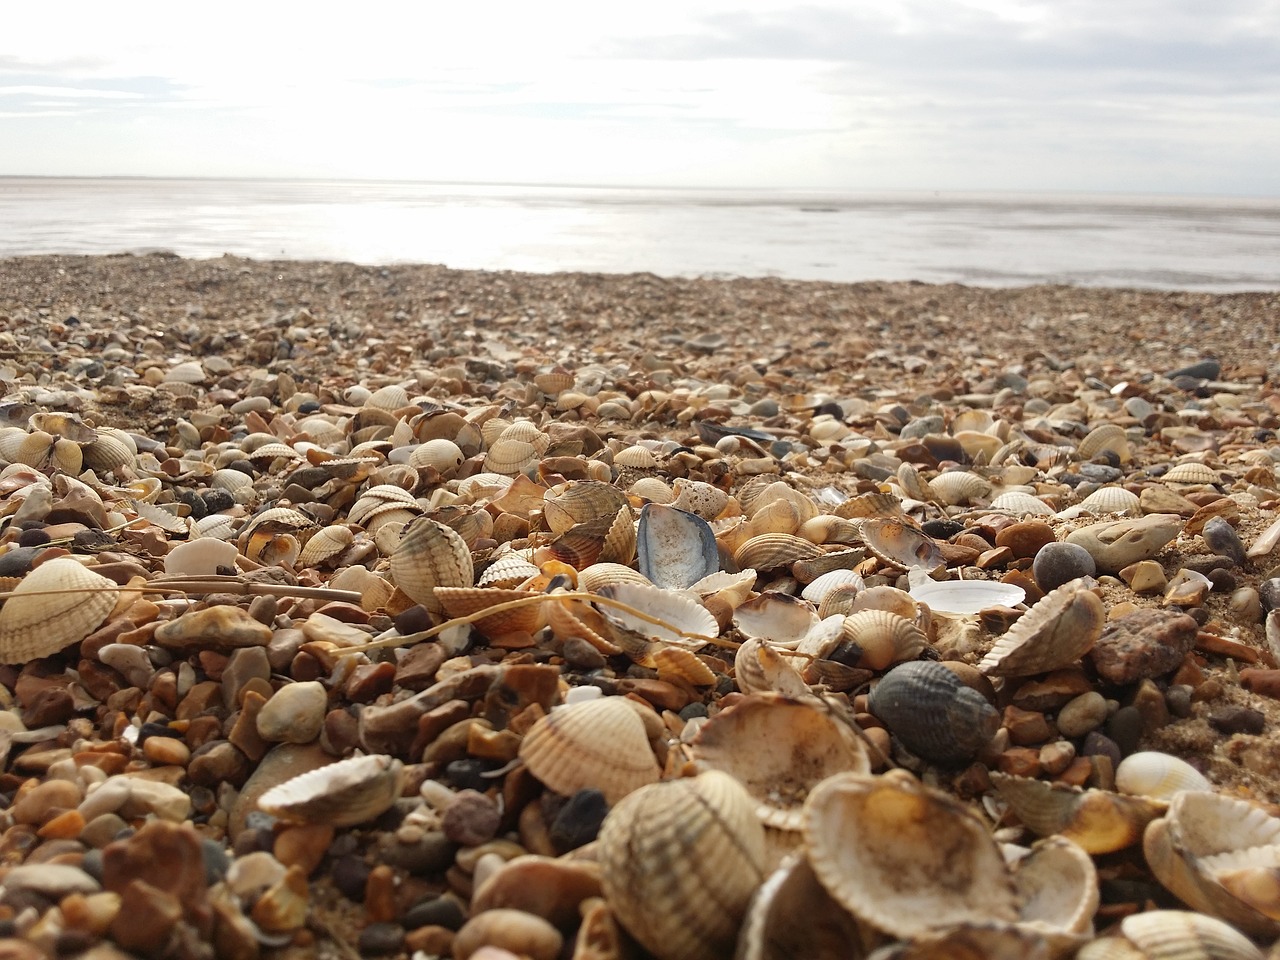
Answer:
[[405, 925, 455, 956], [36, 808, 86, 840], [1240, 668, 1280, 699], [995, 521, 1056, 560], [1039, 740, 1076, 776], [1002, 705, 1055, 747], [996, 747, 1041, 778], [1209, 705, 1266, 735], [110, 879, 183, 954], [1130, 678, 1170, 733], [1090, 609, 1198, 684], [442, 790, 502, 847], [143, 736, 191, 767], [11, 780, 83, 826], [345, 661, 397, 702], [274, 823, 334, 877], [365, 864, 399, 924], [453, 908, 563, 960]]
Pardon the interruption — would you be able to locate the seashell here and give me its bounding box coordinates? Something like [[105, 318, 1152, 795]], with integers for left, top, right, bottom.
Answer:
[[867, 661, 999, 765], [546, 593, 621, 655], [0, 427, 28, 462], [1078, 423, 1131, 463], [896, 462, 934, 501], [841, 609, 927, 670], [861, 518, 944, 574], [1012, 835, 1099, 940], [485, 438, 540, 476], [629, 476, 675, 504], [979, 578, 1105, 677], [1143, 790, 1280, 938], [989, 490, 1056, 517], [519, 697, 662, 804], [735, 853, 866, 960], [743, 481, 819, 523], [1076, 486, 1142, 515], [435, 586, 545, 639], [363, 384, 411, 411], [732, 593, 818, 648], [576, 562, 651, 594], [801, 568, 865, 605], [163, 360, 205, 384], [1115, 751, 1213, 800], [407, 438, 464, 474], [790, 546, 865, 585], [745, 498, 804, 537], [652, 645, 716, 686], [1162, 462, 1222, 485], [163, 537, 240, 577], [953, 430, 1004, 461], [595, 581, 720, 655], [733, 533, 823, 572], [849, 584, 922, 621], [670, 478, 731, 520], [477, 553, 542, 588], [243, 441, 303, 463], [294, 416, 346, 445], [533, 368, 576, 395], [82, 434, 136, 475], [928, 471, 992, 506], [691, 694, 870, 831], [498, 419, 550, 453], [1077, 911, 1264, 960], [547, 512, 621, 570], [389, 516, 474, 614], [804, 771, 1017, 940], [28, 412, 96, 444], [637, 504, 719, 590], [428, 504, 493, 549], [544, 481, 630, 533], [210, 468, 255, 494], [991, 773, 1164, 855], [256, 753, 403, 827], [834, 492, 905, 521], [0, 558, 120, 664], [614, 444, 659, 469], [908, 578, 1025, 616], [598, 770, 767, 960], [238, 506, 317, 540], [733, 637, 812, 698], [795, 514, 863, 545], [194, 514, 239, 540]]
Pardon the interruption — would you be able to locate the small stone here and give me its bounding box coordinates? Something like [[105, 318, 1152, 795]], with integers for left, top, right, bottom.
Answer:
[[1118, 560, 1166, 594], [11, 779, 83, 826], [996, 747, 1041, 778], [442, 790, 501, 847], [359, 922, 406, 956], [1131, 678, 1170, 733], [101, 820, 209, 926], [1031, 542, 1096, 592], [1056, 691, 1109, 738], [1209, 705, 1266, 735], [403, 895, 468, 932], [1002, 705, 1055, 746], [1065, 514, 1182, 574], [995, 521, 1057, 560], [1039, 740, 1076, 777], [364, 864, 399, 924], [221, 646, 272, 710], [1241, 668, 1280, 699], [256, 681, 327, 744], [1165, 684, 1193, 718], [1201, 516, 1247, 566], [1082, 730, 1124, 769], [345, 661, 397, 703], [1, 863, 99, 897], [110, 879, 182, 955], [143, 735, 191, 767], [1009, 668, 1092, 712], [548, 789, 609, 855], [1167, 359, 1221, 381], [561, 637, 608, 671], [187, 740, 252, 788], [250, 864, 310, 933], [154, 604, 273, 650], [332, 854, 372, 901], [274, 823, 334, 876], [20, 685, 75, 727], [1139, 485, 1198, 517], [1090, 609, 1199, 684], [80, 812, 129, 848], [37, 808, 86, 840], [453, 909, 563, 960], [1105, 707, 1143, 757]]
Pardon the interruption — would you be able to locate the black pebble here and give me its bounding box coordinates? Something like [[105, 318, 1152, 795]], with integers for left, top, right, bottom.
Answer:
[[549, 789, 610, 854], [1167, 359, 1221, 381], [358, 924, 405, 956], [922, 519, 965, 540], [1209, 705, 1265, 735], [403, 895, 467, 932], [175, 489, 208, 520], [1081, 731, 1123, 770], [332, 854, 372, 901], [443, 759, 492, 791], [202, 837, 231, 885], [200, 489, 236, 513]]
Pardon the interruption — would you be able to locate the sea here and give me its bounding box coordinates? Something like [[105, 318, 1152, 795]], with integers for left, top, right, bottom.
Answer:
[[2, 177, 1279, 292]]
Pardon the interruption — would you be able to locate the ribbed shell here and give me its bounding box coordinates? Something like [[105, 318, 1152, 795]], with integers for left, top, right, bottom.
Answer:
[[363, 384, 411, 411], [1083, 911, 1266, 960], [638, 504, 719, 590], [82, 434, 136, 474], [598, 771, 767, 960], [795, 514, 864, 546], [800, 568, 865, 604], [389, 516, 474, 613], [979, 579, 1105, 677], [210, 468, 255, 494], [1078, 423, 1131, 462], [867, 661, 999, 765], [992, 773, 1163, 854], [476, 553, 542, 588], [595, 582, 719, 651], [732, 593, 819, 648], [484, 438, 539, 475], [744, 482, 819, 523], [519, 698, 662, 805], [533, 369, 575, 395], [244, 441, 303, 462], [929, 471, 992, 506], [577, 562, 652, 594], [1162, 462, 1222, 485], [841, 609, 928, 670], [257, 754, 403, 828], [733, 534, 823, 571], [990, 491, 1056, 517], [164, 360, 205, 384], [791, 546, 865, 584], [735, 855, 865, 960], [629, 476, 675, 504], [434, 586, 545, 639], [861, 519, 944, 573], [1077, 486, 1142, 515], [834, 492, 905, 520], [0, 558, 120, 664], [1115, 751, 1213, 800], [297, 525, 354, 567], [408, 439, 464, 473], [733, 637, 812, 698], [544, 481, 630, 533], [803, 771, 1018, 940], [614, 444, 659, 469]]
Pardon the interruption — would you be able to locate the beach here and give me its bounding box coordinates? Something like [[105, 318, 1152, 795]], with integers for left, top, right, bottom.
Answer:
[[1, 252, 1280, 958]]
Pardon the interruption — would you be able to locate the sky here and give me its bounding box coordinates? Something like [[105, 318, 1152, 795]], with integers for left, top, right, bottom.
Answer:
[[2, 1, 1278, 195]]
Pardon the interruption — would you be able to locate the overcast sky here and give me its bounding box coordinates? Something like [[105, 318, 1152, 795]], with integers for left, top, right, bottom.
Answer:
[[2, 1, 1278, 195]]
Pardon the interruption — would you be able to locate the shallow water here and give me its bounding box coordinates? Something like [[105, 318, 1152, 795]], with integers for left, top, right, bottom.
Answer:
[[2, 177, 1278, 291]]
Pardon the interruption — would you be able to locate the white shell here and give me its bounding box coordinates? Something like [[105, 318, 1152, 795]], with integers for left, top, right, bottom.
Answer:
[[989, 491, 1056, 517], [909, 578, 1026, 616], [1116, 752, 1213, 800]]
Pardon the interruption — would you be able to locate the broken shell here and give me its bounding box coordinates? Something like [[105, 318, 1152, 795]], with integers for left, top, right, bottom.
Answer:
[[164, 537, 240, 577], [733, 637, 812, 698], [979, 578, 1105, 677], [256, 753, 403, 827], [389, 516, 474, 614], [732, 593, 819, 648], [908, 578, 1025, 616], [518, 697, 662, 805], [670, 478, 730, 520], [434, 587, 546, 640], [804, 771, 1017, 940], [598, 770, 767, 960], [841, 609, 928, 670], [867, 661, 1000, 765], [544, 480, 630, 534], [1077, 910, 1264, 960], [637, 504, 719, 590], [1115, 751, 1213, 800], [861, 519, 944, 574], [735, 854, 867, 960], [991, 773, 1164, 855], [1012, 835, 1100, 939], [595, 582, 719, 653], [0, 558, 120, 664]]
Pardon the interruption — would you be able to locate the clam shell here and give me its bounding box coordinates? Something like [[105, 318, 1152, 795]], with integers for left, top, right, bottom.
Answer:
[[389, 516, 474, 613], [163, 537, 240, 577], [1162, 462, 1222, 485], [498, 419, 550, 455], [82, 434, 136, 474], [979, 578, 1105, 677], [992, 773, 1164, 854], [210, 468, 255, 494], [364, 384, 411, 411], [595, 582, 719, 651], [733, 637, 812, 698], [743, 482, 818, 524], [0, 558, 120, 664], [296, 525, 355, 567], [1078, 423, 1131, 463], [908, 578, 1025, 616], [796, 514, 864, 545], [485, 438, 540, 476], [652, 646, 717, 686], [691, 694, 870, 831], [791, 546, 865, 584], [637, 504, 719, 590], [928, 471, 992, 506], [989, 491, 1056, 517], [577, 562, 652, 594], [519, 697, 661, 805], [476, 553, 542, 589], [614, 444, 659, 469], [629, 476, 676, 504], [598, 770, 767, 960], [834, 491, 905, 520], [861, 519, 944, 574], [256, 753, 403, 827], [804, 771, 1018, 940], [735, 854, 866, 960], [867, 661, 999, 765], [733, 533, 823, 572], [841, 609, 928, 670], [732, 593, 819, 648], [164, 360, 205, 384], [801, 568, 865, 605], [1013, 835, 1099, 938], [1115, 751, 1213, 800]]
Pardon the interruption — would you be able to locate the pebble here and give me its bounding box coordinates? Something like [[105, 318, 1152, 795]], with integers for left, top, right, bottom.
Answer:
[[1200, 516, 1247, 566], [1089, 609, 1199, 684], [359, 922, 407, 956], [1065, 514, 1183, 573], [548, 789, 610, 854], [256, 681, 327, 743], [995, 521, 1057, 560], [453, 909, 563, 960], [1209, 705, 1266, 735], [442, 790, 502, 847], [1118, 560, 1166, 594], [1056, 691, 1109, 738], [153, 604, 274, 650], [404, 895, 469, 932], [1031, 542, 1097, 592]]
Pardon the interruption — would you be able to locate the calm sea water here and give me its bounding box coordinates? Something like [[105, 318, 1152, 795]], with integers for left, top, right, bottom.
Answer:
[[2, 178, 1278, 291]]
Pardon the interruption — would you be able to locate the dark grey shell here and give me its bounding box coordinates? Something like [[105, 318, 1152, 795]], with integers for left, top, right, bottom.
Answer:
[[867, 661, 1000, 765]]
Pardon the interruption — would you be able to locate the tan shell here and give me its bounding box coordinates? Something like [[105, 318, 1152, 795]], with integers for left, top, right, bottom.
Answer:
[[485, 438, 540, 476], [1078, 423, 1131, 463], [244, 441, 303, 463], [733, 637, 812, 698], [804, 771, 1017, 939], [1162, 462, 1222, 485], [546, 594, 621, 655], [1115, 751, 1213, 801], [389, 516, 474, 613], [670, 478, 731, 519], [896, 462, 934, 501], [731, 593, 819, 648], [735, 854, 867, 960], [548, 509, 635, 570], [652, 646, 717, 686], [0, 558, 120, 664], [991, 772, 1164, 854], [498, 419, 550, 452], [861, 519, 944, 574], [834, 492, 905, 520], [1012, 835, 1100, 939], [518, 698, 662, 805], [614, 444, 659, 469], [238, 506, 317, 540], [297, 525, 354, 567], [363, 384, 411, 411], [577, 562, 652, 594], [434, 586, 546, 639], [629, 476, 676, 504], [928, 471, 992, 506], [210, 468, 255, 494], [791, 546, 865, 584], [1143, 790, 1280, 938], [595, 581, 720, 654], [979, 578, 1105, 677], [256, 753, 403, 828], [82, 434, 137, 474], [989, 491, 1056, 517], [1076, 486, 1142, 515], [164, 360, 205, 384], [544, 481, 630, 534], [598, 770, 767, 960], [733, 533, 824, 571], [743, 481, 819, 523], [841, 609, 928, 670], [408, 438, 464, 473], [476, 553, 542, 589], [691, 694, 870, 831], [1077, 911, 1264, 960], [801, 568, 865, 605], [796, 514, 864, 546]]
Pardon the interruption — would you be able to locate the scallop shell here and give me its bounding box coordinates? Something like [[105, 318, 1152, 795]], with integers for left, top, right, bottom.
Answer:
[[389, 516, 474, 614], [841, 609, 928, 670], [485, 438, 540, 476], [1077, 486, 1142, 515], [691, 694, 870, 831], [1076, 911, 1265, 960], [638, 504, 719, 590], [928, 471, 992, 506], [163, 360, 205, 384], [243, 441, 303, 463], [238, 506, 317, 539], [732, 593, 819, 648], [408, 439, 464, 473], [1162, 462, 1222, 485], [598, 770, 767, 960], [867, 661, 1000, 765], [1115, 751, 1213, 800], [545, 481, 630, 534], [497, 419, 550, 453], [908, 578, 1025, 616], [257, 753, 403, 827], [861, 519, 944, 574], [804, 771, 1018, 940], [363, 383, 411, 411], [978, 578, 1105, 677], [745, 498, 804, 538], [733, 533, 823, 572], [652, 645, 717, 686], [82, 434, 137, 475], [614, 444, 659, 469], [434, 587, 545, 639], [519, 698, 662, 805], [834, 492, 905, 520], [1078, 423, 1131, 463], [476, 553, 542, 589], [0, 558, 120, 664], [989, 491, 1056, 517], [991, 773, 1164, 855], [548, 511, 630, 570], [595, 582, 719, 653]]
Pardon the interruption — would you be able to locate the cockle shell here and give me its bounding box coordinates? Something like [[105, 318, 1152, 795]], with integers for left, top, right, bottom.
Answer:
[[296, 525, 355, 567], [408, 438, 464, 474], [434, 587, 546, 639], [735, 854, 867, 960], [861, 519, 944, 574], [594, 582, 719, 653], [989, 491, 1056, 517], [163, 537, 240, 577], [637, 504, 719, 590], [733, 637, 812, 698], [498, 419, 550, 454], [796, 514, 864, 545], [867, 661, 999, 765], [743, 481, 819, 524], [804, 771, 1018, 940], [477, 553, 543, 589], [614, 444, 659, 469], [485, 438, 540, 476], [520, 698, 661, 805], [256, 753, 403, 827], [801, 568, 865, 605], [389, 516, 474, 614], [733, 533, 823, 571], [1076, 486, 1142, 516], [598, 770, 768, 960], [0, 558, 120, 664], [1078, 423, 1131, 463], [991, 773, 1164, 855], [82, 433, 137, 475], [841, 609, 928, 670], [577, 562, 652, 594], [363, 383, 411, 411], [1115, 751, 1213, 800], [1012, 835, 1100, 939], [1076, 911, 1264, 960], [979, 578, 1105, 677], [834, 492, 904, 520], [544, 480, 630, 534], [1162, 462, 1222, 485], [732, 593, 819, 648], [791, 546, 865, 584], [928, 471, 992, 506]]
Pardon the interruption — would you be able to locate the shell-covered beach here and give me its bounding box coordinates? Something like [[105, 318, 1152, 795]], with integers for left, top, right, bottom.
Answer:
[[1, 253, 1280, 959]]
